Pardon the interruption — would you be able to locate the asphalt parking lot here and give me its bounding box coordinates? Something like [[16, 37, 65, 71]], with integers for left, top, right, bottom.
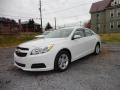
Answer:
[[0, 43, 120, 90]]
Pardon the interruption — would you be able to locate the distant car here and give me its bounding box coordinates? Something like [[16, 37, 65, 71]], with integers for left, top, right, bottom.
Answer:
[[35, 31, 52, 38], [14, 27, 101, 72]]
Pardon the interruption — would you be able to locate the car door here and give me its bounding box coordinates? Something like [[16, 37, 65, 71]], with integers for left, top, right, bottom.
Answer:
[[84, 29, 96, 54], [70, 29, 88, 61]]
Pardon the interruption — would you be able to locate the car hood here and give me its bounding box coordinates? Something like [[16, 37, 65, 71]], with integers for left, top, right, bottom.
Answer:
[[19, 38, 67, 48]]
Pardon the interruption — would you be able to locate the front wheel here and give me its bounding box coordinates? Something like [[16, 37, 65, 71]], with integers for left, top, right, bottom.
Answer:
[[54, 51, 70, 72], [94, 44, 100, 55]]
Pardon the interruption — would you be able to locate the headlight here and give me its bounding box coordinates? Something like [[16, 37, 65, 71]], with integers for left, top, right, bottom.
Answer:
[[31, 44, 54, 55], [31, 48, 41, 55]]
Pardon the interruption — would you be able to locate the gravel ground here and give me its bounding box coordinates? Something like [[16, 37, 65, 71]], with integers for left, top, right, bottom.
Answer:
[[0, 43, 120, 90]]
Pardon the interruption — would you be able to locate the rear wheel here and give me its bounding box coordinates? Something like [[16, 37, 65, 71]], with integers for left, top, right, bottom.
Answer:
[[94, 44, 100, 55], [54, 51, 70, 72]]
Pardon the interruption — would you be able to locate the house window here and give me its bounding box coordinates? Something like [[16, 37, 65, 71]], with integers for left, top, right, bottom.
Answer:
[[119, 0, 120, 4], [116, 0, 120, 4], [96, 13, 100, 19], [117, 21, 120, 28], [117, 8, 120, 17], [110, 22, 114, 29], [113, 0, 119, 5], [110, 10, 114, 18], [96, 13, 99, 17], [96, 24, 100, 30]]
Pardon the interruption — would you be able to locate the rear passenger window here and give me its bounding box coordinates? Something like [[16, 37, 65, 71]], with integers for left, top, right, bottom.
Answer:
[[85, 29, 92, 37], [74, 29, 85, 37], [89, 30, 96, 35]]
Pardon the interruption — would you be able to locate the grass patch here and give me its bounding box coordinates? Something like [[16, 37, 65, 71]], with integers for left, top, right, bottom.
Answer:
[[0, 32, 120, 48], [0, 32, 40, 47], [100, 33, 120, 42]]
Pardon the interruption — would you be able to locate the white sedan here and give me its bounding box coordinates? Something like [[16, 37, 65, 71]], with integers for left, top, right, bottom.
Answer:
[[14, 27, 101, 72]]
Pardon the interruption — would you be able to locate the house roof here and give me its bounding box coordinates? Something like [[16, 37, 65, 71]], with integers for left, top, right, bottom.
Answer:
[[90, 0, 112, 13]]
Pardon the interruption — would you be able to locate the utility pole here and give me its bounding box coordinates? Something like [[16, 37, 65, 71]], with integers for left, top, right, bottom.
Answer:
[[39, 0, 43, 32], [18, 19, 22, 32], [80, 21, 82, 26], [54, 17, 56, 30]]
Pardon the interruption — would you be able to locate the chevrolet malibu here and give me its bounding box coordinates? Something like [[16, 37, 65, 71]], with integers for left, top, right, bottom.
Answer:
[[14, 27, 101, 72]]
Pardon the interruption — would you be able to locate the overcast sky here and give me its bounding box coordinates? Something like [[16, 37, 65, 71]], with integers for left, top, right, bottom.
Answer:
[[0, 0, 101, 26]]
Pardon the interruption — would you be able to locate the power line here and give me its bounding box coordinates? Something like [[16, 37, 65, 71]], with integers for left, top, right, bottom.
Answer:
[[0, 1, 92, 17], [43, 2, 92, 14], [56, 13, 90, 20], [0, 13, 36, 19], [0, 12, 44, 20], [42, 0, 92, 7], [0, 1, 92, 20], [0, 12, 90, 20]]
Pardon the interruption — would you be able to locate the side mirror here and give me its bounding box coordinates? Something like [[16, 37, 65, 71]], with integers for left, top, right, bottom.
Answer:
[[72, 35, 82, 40]]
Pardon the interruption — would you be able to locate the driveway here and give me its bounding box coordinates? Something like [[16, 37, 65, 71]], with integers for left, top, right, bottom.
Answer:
[[0, 43, 120, 90]]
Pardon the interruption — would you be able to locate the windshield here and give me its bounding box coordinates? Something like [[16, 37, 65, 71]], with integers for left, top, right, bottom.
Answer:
[[45, 28, 73, 38]]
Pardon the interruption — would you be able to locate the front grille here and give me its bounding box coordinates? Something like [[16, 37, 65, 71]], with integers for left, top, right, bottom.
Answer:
[[15, 51, 27, 57], [15, 62, 25, 67], [31, 63, 46, 68]]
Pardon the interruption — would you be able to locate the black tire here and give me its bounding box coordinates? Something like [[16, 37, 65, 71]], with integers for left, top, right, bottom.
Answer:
[[54, 50, 71, 72], [94, 44, 100, 55]]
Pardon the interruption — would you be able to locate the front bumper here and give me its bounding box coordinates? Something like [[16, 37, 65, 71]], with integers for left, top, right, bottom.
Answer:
[[14, 52, 56, 71]]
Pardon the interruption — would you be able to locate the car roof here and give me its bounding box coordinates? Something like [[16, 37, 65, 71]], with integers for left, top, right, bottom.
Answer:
[[60, 26, 86, 30]]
